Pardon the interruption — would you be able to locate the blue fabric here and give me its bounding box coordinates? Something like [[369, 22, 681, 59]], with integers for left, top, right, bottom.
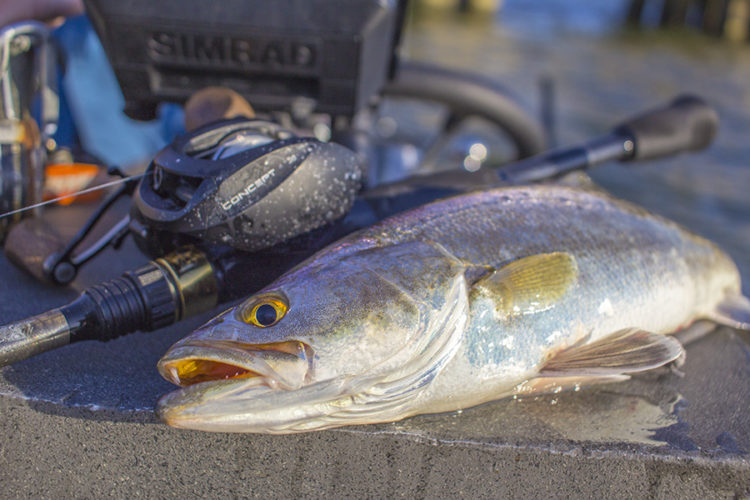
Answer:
[[50, 70, 77, 148], [52, 16, 184, 169]]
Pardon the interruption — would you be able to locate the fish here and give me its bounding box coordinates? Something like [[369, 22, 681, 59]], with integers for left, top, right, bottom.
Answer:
[[156, 185, 750, 433]]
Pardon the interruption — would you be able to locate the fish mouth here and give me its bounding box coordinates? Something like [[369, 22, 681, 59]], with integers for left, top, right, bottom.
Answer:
[[157, 340, 313, 391]]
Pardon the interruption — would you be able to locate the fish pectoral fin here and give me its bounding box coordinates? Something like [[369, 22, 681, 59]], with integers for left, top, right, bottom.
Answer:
[[472, 252, 578, 316], [540, 328, 684, 377], [520, 328, 683, 396], [710, 295, 750, 331]]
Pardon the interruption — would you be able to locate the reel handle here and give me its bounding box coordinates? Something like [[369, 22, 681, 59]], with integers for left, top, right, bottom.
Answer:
[[615, 94, 719, 162], [498, 94, 719, 184]]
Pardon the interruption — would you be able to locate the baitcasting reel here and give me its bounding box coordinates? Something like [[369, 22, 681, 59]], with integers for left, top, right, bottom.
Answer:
[[132, 117, 362, 257], [5, 117, 363, 284]]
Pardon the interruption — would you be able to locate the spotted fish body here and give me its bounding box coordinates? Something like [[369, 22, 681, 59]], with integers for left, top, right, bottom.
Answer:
[[157, 186, 748, 433]]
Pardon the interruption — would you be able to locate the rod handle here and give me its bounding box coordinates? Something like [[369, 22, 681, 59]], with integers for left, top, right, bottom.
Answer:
[[0, 309, 70, 367]]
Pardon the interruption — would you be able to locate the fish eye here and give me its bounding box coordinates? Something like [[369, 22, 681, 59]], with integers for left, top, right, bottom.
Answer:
[[239, 293, 288, 328]]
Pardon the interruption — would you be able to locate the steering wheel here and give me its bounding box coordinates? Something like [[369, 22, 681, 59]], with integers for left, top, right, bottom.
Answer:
[[360, 60, 546, 185]]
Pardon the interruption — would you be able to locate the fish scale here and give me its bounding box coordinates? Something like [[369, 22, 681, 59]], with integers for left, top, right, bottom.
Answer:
[[343, 187, 724, 344], [356, 187, 734, 412], [156, 186, 747, 433]]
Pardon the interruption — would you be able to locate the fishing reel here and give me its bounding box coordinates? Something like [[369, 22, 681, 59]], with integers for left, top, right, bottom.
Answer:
[[132, 117, 362, 256], [4, 116, 363, 284]]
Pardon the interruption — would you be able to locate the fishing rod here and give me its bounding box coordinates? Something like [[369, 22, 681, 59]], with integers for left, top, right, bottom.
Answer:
[[498, 95, 718, 184], [0, 94, 720, 367]]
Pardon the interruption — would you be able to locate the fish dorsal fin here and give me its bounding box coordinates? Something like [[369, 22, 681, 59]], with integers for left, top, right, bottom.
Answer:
[[711, 295, 750, 331], [472, 252, 578, 316], [540, 328, 684, 377]]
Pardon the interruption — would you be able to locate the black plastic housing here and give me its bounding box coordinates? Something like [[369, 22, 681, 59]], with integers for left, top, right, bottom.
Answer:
[[131, 118, 363, 256], [83, 0, 405, 120]]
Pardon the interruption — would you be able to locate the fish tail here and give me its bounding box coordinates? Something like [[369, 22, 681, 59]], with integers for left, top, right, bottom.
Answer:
[[710, 294, 750, 331]]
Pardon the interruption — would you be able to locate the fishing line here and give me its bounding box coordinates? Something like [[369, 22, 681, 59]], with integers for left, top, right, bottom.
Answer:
[[0, 172, 147, 220]]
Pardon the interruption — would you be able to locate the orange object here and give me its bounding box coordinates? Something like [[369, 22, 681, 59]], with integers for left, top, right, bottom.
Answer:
[[43, 163, 103, 205]]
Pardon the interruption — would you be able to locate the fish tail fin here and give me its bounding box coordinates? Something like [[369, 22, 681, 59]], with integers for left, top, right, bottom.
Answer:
[[711, 294, 750, 331]]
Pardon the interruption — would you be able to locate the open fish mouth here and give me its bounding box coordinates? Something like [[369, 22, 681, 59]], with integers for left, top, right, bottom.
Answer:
[[156, 339, 336, 433], [157, 340, 313, 391]]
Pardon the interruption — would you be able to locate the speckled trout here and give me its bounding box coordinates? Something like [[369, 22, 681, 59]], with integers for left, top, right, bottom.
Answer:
[[156, 186, 750, 433]]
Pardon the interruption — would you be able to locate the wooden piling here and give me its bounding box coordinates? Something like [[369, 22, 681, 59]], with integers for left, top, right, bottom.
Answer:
[[627, 0, 647, 25], [661, 0, 691, 25], [629, 0, 750, 42], [725, 0, 750, 41], [702, 0, 729, 35], [414, 0, 502, 13]]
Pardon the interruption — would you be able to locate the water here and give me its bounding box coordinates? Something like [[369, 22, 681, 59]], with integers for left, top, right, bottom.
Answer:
[[499, 0, 632, 38]]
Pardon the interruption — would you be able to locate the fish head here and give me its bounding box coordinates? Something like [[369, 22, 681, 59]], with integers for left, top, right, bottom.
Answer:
[[156, 242, 463, 433]]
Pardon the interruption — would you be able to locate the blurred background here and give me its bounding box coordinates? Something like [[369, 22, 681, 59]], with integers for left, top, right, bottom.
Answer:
[[2, 0, 747, 283], [399, 0, 750, 287]]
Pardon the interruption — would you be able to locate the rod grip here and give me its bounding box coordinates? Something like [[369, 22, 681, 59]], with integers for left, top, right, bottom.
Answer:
[[0, 309, 70, 367], [615, 94, 718, 162]]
